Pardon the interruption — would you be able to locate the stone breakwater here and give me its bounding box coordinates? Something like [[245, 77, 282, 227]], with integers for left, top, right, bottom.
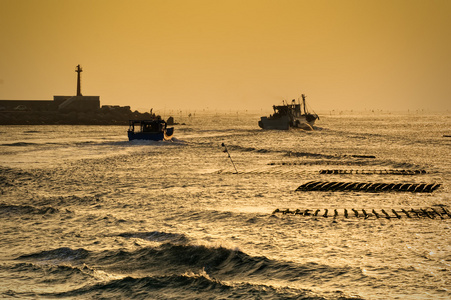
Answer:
[[0, 110, 157, 125]]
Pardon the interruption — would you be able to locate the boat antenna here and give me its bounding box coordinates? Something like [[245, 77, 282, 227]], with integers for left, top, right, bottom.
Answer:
[[221, 143, 238, 174]]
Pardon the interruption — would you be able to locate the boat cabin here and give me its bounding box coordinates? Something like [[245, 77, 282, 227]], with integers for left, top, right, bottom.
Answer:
[[128, 119, 167, 133]]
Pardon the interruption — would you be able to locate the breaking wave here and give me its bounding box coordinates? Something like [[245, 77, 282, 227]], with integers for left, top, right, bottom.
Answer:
[[14, 243, 364, 299]]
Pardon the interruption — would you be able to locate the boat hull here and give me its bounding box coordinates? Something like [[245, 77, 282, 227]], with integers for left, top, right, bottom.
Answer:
[[128, 127, 174, 141], [258, 115, 316, 130]]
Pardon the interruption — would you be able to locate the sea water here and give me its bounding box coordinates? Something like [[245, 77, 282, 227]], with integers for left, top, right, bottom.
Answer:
[[0, 111, 450, 299]]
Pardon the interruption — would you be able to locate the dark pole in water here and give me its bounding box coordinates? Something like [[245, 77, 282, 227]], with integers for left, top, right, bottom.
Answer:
[[221, 143, 238, 174]]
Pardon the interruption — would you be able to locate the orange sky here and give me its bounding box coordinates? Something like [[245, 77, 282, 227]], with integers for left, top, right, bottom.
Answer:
[[1, 0, 450, 112]]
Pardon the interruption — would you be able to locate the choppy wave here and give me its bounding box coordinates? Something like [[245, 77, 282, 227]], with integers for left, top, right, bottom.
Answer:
[[0, 203, 59, 215], [15, 243, 364, 299], [30, 195, 101, 207], [1, 142, 39, 147], [1, 113, 449, 299], [18, 247, 90, 262], [230, 144, 373, 160], [17, 243, 360, 284], [0, 141, 65, 147], [23, 130, 41, 133], [118, 231, 189, 244], [36, 272, 361, 300], [267, 159, 423, 169], [227, 144, 424, 169], [5, 261, 96, 282]]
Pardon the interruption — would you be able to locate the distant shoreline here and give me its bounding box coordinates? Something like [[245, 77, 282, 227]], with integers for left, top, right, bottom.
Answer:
[[1, 109, 448, 126]]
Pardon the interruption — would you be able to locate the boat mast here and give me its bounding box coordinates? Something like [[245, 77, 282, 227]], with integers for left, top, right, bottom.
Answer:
[[301, 94, 306, 114]]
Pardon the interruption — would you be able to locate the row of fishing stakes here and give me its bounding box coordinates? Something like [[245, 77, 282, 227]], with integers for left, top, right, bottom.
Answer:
[[272, 207, 451, 219], [319, 169, 427, 175], [222, 143, 238, 174], [296, 181, 441, 193]]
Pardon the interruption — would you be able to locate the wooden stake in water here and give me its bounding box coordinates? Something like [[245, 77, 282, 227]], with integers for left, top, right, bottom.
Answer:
[[222, 143, 238, 174]]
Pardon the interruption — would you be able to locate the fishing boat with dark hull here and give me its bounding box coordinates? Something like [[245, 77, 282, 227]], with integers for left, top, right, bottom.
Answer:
[[258, 94, 319, 130], [127, 119, 174, 141]]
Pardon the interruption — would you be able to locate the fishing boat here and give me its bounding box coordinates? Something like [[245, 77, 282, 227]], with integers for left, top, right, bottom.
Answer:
[[258, 94, 319, 130], [127, 119, 174, 141]]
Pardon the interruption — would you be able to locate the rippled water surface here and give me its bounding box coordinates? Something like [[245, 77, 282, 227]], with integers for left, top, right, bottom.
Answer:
[[1, 111, 450, 299]]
